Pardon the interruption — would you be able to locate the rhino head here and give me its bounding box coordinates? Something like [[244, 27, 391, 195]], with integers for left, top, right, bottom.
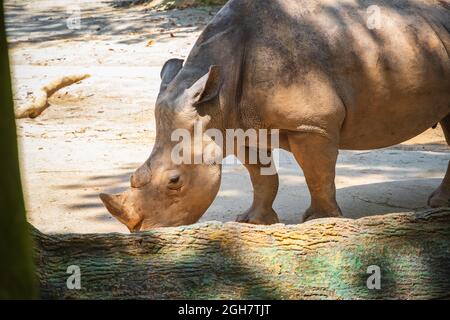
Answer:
[[100, 59, 223, 232]]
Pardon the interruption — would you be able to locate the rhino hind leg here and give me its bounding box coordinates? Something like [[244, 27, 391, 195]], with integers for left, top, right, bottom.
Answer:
[[428, 114, 450, 208], [235, 153, 280, 225], [287, 133, 343, 222]]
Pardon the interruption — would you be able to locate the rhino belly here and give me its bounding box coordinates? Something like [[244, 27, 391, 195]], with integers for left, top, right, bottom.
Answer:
[[338, 94, 450, 150]]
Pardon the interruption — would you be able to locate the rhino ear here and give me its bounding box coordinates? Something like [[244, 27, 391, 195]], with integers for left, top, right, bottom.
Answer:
[[188, 65, 222, 106], [160, 58, 184, 92]]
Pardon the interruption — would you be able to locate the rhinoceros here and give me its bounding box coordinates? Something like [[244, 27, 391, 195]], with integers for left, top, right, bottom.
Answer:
[[100, 0, 450, 232]]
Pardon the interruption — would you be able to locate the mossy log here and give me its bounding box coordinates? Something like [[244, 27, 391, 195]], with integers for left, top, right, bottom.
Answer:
[[32, 209, 450, 299]]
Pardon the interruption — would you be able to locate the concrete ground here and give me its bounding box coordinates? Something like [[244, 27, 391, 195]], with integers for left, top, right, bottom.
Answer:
[[5, 0, 450, 233]]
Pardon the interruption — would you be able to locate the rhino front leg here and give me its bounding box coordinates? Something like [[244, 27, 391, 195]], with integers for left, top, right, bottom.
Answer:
[[288, 133, 343, 222], [428, 114, 450, 207], [236, 155, 280, 225]]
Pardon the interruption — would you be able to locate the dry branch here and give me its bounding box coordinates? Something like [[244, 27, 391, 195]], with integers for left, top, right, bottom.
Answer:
[[15, 74, 90, 119], [31, 208, 450, 299]]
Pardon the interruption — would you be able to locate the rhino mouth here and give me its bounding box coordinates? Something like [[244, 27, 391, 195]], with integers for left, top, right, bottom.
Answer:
[[128, 219, 144, 233]]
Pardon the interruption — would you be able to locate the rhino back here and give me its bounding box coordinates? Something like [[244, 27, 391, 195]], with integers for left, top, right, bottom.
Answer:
[[184, 0, 450, 148]]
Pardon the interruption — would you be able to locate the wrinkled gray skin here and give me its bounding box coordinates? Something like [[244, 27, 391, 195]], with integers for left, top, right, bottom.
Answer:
[[101, 0, 450, 232]]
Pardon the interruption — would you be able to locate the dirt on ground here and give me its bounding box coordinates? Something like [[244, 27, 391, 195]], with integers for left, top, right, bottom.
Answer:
[[5, 0, 449, 233]]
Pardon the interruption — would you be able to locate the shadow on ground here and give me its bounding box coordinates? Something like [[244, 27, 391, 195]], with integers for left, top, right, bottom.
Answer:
[[4, 0, 218, 46]]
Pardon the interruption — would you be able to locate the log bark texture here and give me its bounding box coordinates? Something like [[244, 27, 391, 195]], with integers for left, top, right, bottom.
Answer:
[[32, 209, 450, 299]]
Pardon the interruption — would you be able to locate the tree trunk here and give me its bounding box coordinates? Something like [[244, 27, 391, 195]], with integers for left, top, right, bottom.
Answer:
[[32, 209, 450, 299], [0, 0, 37, 299]]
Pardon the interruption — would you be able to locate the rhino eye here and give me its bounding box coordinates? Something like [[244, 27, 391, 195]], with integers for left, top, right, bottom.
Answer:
[[167, 173, 183, 190], [169, 175, 179, 184]]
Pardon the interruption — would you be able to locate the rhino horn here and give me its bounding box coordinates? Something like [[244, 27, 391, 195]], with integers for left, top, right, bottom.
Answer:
[[99, 193, 126, 221], [130, 163, 152, 188]]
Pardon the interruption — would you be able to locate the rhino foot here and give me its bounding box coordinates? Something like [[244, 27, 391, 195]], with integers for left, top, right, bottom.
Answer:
[[428, 187, 450, 208], [236, 207, 279, 225], [302, 207, 343, 223]]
